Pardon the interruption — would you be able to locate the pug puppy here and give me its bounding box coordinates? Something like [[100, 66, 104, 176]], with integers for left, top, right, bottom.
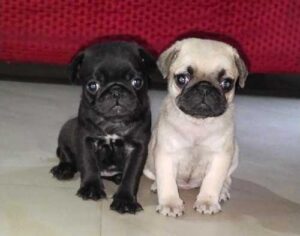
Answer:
[[51, 41, 162, 214], [144, 38, 248, 217]]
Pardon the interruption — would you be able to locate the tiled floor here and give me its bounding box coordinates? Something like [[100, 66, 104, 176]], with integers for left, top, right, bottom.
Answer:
[[0, 81, 299, 236]]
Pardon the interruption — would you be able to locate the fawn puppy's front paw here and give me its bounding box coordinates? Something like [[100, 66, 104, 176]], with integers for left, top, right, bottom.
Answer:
[[193, 194, 221, 215], [156, 198, 184, 217]]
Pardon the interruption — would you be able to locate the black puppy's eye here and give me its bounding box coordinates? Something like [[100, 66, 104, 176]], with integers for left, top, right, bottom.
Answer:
[[86, 80, 100, 94], [175, 73, 191, 87], [131, 78, 144, 90], [220, 78, 234, 92]]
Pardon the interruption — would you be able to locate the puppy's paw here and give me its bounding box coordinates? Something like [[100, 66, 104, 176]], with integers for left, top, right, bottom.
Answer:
[[77, 181, 106, 201], [156, 198, 184, 217], [150, 182, 157, 193], [193, 198, 221, 215], [219, 188, 230, 203], [50, 163, 76, 180], [110, 193, 143, 214]]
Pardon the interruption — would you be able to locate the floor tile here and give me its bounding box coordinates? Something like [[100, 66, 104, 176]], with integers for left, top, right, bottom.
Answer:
[[0, 185, 102, 236], [0, 165, 80, 189]]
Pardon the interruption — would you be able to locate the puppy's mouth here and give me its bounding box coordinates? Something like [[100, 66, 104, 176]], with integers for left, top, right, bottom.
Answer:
[[94, 84, 139, 117], [110, 103, 127, 114], [176, 81, 227, 118]]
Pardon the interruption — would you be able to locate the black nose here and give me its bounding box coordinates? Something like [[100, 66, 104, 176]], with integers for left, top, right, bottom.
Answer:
[[195, 81, 214, 96], [110, 86, 121, 98]]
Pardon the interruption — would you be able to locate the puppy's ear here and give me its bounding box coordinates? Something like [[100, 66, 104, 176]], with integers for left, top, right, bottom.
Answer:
[[157, 42, 181, 79], [233, 49, 248, 88], [138, 48, 163, 82], [69, 50, 85, 84]]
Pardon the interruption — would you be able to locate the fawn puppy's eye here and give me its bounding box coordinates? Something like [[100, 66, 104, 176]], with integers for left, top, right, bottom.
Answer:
[[175, 73, 191, 87], [220, 78, 234, 92]]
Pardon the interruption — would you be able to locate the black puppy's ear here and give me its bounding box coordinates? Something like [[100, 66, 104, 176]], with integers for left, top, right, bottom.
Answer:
[[233, 49, 248, 88], [69, 51, 85, 84], [138, 48, 163, 84]]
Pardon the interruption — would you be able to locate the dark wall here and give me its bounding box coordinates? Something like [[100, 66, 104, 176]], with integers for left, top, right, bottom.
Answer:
[[0, 62, 299, 97]]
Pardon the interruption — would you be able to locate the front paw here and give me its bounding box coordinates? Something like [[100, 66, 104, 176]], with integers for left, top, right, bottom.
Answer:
[[193, 197, 221, 215], [77, 181, 106, 201], [156, 198, 184, 217], [110, 193, 143, 214]]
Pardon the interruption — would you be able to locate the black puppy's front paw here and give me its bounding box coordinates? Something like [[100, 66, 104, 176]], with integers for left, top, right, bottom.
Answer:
[[50, 163, 76, 180], [77, 181, 106, 201], [110, 193, 143, 214]]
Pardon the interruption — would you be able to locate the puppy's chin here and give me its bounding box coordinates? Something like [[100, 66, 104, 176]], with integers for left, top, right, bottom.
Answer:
[[92, 100, 139, 119], [176, 82, 227, 119], [104, 104, 136, 118], [177, 102, 227, 118]]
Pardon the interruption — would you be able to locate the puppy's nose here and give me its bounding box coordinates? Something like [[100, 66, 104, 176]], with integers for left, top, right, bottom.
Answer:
[[197, 81, 213, 96], [110, 86, 121, 98]]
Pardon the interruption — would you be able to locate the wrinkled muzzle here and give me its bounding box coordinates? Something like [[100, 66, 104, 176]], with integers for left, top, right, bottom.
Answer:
[[176, 81, 227, 118], [96, 83, 138, 117]]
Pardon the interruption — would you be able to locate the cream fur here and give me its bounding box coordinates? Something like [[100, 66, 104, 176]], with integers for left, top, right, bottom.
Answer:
[[144, 38, 247, 217]]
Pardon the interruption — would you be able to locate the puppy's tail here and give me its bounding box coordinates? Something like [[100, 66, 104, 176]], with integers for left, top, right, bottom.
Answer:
[[143, 168, 156, 180]]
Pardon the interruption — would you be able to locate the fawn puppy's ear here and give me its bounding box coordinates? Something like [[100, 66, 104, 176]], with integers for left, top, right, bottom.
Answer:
[[233, 49, 248, 88], [157, 41, 182, 79]]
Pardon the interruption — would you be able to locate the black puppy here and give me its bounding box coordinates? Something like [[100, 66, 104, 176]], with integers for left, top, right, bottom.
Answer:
[[50, 41, 161, 214]]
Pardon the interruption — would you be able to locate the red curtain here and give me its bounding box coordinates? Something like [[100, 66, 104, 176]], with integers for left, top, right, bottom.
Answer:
[[0, 0, 299, 73]]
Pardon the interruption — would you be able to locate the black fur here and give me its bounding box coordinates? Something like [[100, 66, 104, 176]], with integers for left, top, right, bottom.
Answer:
[[50, 41, 162, 214], [176, 81, 227, 118]]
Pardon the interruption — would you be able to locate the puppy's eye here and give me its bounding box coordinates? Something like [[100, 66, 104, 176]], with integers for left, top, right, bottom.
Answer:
[[86, 80, 100, 94], [175, 73, 191, 87], [220, 78, 234, 92], [131, 78, 144, 90]]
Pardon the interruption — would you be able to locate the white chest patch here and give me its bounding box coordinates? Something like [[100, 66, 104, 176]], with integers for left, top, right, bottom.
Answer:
[[104, 134, 121, 144], [98, 135, 123, 178], [100, 165, 122, 177], [100, 169, 121, 177]]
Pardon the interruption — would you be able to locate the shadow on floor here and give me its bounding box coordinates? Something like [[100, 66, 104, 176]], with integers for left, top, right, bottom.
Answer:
[[137, 177, 300, 235]]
